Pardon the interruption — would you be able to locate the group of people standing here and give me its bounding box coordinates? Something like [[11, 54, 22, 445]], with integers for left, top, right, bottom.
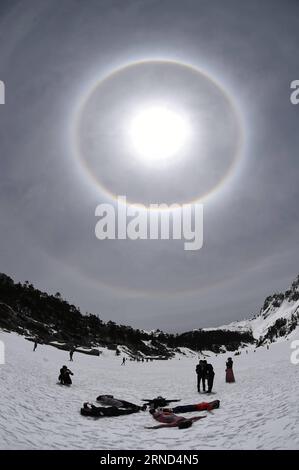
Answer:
[[195, 357, 235, 393], [196, 360, 215, 393]]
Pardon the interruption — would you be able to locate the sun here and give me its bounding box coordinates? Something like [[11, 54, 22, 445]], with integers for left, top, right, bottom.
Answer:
[[129, 106, 189, 164]]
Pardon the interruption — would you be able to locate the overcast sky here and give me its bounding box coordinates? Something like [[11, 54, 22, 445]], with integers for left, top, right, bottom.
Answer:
[[0, 0, 298, 332]]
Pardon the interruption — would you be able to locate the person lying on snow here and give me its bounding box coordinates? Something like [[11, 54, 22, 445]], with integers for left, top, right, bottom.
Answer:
[[58, 365, 73, 385], [145, 400, 220, 430], [170, 400, 220, 414], [146, 408, 206, 429], [142, 397, 219, 412], [96, 394, 146, 410], [142, 396, 181, 411], [81, 402, 142, 417]]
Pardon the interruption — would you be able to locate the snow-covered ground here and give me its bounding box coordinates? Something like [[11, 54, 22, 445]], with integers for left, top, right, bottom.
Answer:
[[0, 330, 298, 450]]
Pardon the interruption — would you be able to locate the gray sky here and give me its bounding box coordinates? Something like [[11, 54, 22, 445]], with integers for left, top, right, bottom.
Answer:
[[0, 0, 298, 332]]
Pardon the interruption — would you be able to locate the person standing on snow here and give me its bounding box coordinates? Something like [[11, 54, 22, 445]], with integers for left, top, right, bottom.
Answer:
[[205, 362, 215, 393], [196, 360, 207, 392], [225, 357, 235, 383], [121, 357, 126, 366]]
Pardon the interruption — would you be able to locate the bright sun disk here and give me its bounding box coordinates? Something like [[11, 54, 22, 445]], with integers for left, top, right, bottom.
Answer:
[[129, 106, 189, 163]]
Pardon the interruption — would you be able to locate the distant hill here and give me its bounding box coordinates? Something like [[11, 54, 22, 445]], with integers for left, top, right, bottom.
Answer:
[[0, 273, 253, 357], [204, 274, 299, 346]]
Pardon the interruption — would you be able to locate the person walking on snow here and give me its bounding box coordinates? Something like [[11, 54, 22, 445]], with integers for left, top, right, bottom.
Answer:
[[69, 347, 75, 361], [33, 340, 38, 352], [121, 357, 126, 365]]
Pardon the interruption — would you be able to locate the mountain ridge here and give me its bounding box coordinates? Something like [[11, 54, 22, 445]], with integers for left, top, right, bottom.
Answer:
[[1, 272, 298, 357], [0, 272, 252, 357], [203, 275, 299, 345]]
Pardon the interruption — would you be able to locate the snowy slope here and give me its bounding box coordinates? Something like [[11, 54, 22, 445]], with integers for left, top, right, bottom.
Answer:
[[0, 329, 298, 450], [205, 275, 299, 342]]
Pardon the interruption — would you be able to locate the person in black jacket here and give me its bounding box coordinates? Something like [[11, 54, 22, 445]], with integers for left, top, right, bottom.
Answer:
[[59, 365, 73, 385], [69, 347, 75, 362], [206, 362, 215, 393], [195, 360, 207, 392]]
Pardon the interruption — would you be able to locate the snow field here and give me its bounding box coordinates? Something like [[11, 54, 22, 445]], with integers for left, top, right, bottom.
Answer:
[[0, 330, 298, 450]]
